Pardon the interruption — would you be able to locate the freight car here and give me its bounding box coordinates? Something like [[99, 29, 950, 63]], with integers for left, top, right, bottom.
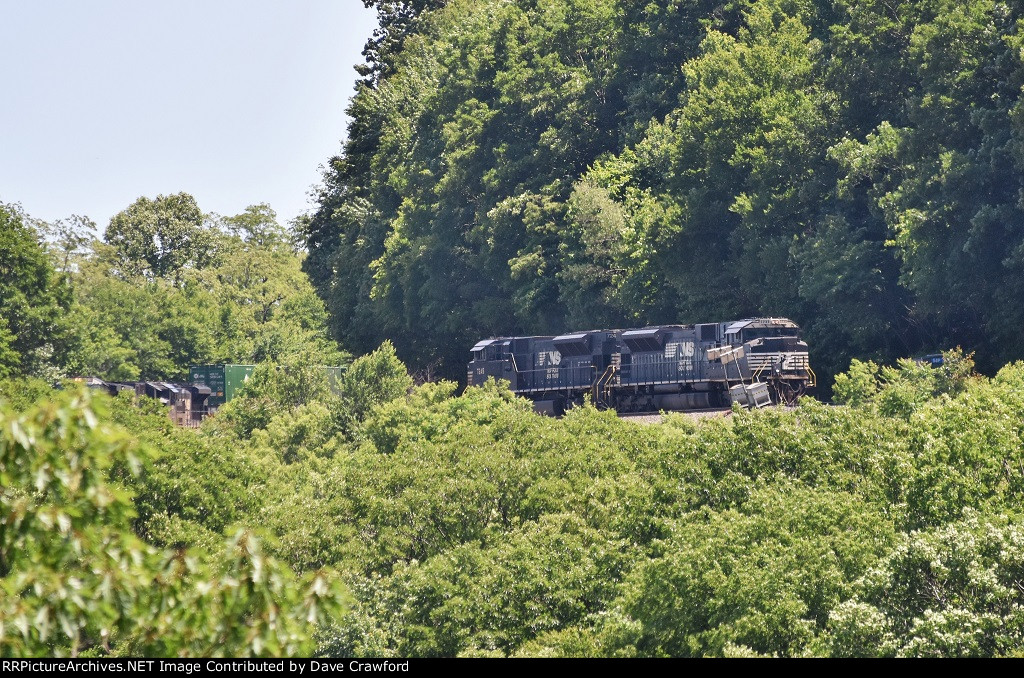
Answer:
[[75, 377, 212, 427], [467, 318, 815, 414], [189, 364, 345, 410], [76, 364, 346, 428]]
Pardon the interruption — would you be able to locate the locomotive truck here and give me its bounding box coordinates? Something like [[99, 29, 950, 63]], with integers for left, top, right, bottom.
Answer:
[[467, 317, 815, 414]]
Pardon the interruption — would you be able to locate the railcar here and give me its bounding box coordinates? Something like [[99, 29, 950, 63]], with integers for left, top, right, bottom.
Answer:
[[467, 318, 815, 414]]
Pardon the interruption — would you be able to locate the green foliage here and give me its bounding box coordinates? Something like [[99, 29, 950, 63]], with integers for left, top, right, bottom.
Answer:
[[6, 340, 1024, 657], [0, 376, 62, 412], [65, 253, 216, 380], [820, 514, 1024, 657], [55, 196, 347, 381], [307, 0, 1024, 387], [215, 360, 334, 439], [129, 428, 265, 547], [195, 222, 345, 367], [832, 359, 881, 407], [558, 181, 632, 329], [104, 193, 213, 281], [0, 319, 19, 380], [618, 485, 896, 657], [0, 203, 72, 377], [338, 340, 413, 428], [358, 0, 449, 82], [273, 352, 1024, 657], [0, 390, 343, 657], [7, 0, 1024, 658], [220, 203, 293, 249], [833, 348, 979, 415], [389, 513, 628, 657], [307, 0, 635, 370]]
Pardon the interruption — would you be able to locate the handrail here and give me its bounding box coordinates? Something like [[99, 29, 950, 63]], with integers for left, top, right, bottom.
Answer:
[[505, 350, 815, 391], [604, 365, 618, 403], [508, 352, 587, 376], [511, 365, 594, 377], [591, 364, 617, 408]]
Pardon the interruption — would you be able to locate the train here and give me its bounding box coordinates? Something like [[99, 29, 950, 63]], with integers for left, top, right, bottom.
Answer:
[[77, 364, 345, 427], [467, 317, 815, 414]]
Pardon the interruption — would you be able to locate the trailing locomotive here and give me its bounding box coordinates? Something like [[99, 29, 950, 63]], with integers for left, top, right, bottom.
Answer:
[[467, 318, 815, 414]]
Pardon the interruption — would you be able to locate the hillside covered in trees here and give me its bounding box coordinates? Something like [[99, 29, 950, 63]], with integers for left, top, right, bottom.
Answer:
[[307, 0, 1024, 381]]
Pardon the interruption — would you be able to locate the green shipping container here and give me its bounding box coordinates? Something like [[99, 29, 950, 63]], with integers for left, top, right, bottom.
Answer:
[[189, 364, 255, 408], [190, 364, 345, 409]]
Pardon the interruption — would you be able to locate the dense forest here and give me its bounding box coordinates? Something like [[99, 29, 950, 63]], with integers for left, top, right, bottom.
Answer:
[[4, 0, 1024, 660], [307, 0, 1024, 382], [5, 344, 1024, 657]]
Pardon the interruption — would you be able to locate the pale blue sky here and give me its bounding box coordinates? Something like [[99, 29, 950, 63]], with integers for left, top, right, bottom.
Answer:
[[0, 1, 377, 228]]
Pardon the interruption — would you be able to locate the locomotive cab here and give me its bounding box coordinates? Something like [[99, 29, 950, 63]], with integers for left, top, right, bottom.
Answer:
[[723, 319, 813, 392], [468, 339, 514, 387]]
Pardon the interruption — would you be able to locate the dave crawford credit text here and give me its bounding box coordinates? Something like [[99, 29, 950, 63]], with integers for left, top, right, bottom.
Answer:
[[1, 661, 411, 674]]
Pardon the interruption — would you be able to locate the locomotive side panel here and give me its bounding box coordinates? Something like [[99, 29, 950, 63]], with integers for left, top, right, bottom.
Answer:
[[619, 326, 717, 387]]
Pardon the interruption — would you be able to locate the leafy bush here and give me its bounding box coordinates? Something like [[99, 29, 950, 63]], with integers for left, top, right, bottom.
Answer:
[[8, 344, 1024, 657], [0, 389, 344, 657], [821, 513, 1024, 657]]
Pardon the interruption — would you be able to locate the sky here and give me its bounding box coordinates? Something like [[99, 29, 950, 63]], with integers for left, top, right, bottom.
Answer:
[[0, 1, 378, 228]]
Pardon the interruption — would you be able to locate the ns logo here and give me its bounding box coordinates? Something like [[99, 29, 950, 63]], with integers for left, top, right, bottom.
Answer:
[[664, 341, 695, 359], [538, 350, 562, 367]]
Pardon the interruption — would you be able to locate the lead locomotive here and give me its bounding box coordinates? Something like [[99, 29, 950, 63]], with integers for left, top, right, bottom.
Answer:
[[467, 318, 815, 414]]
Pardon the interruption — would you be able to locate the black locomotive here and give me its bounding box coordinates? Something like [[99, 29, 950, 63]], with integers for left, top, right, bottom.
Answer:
[[467, 318, 815, 414]]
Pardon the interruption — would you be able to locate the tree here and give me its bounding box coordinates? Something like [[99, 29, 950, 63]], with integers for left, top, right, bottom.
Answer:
[[0, 390, 344, 657], [218, 203, 292, 250], [358, 0, 449, 83], [338, 340, 412, 427], [0, 203, 72, 377], [308, 0, 630, 374], [197, 217, 344, 367], [66, 200, 345, 381], [307, 0, 1024, 386], [104, 193, 213, 280]]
